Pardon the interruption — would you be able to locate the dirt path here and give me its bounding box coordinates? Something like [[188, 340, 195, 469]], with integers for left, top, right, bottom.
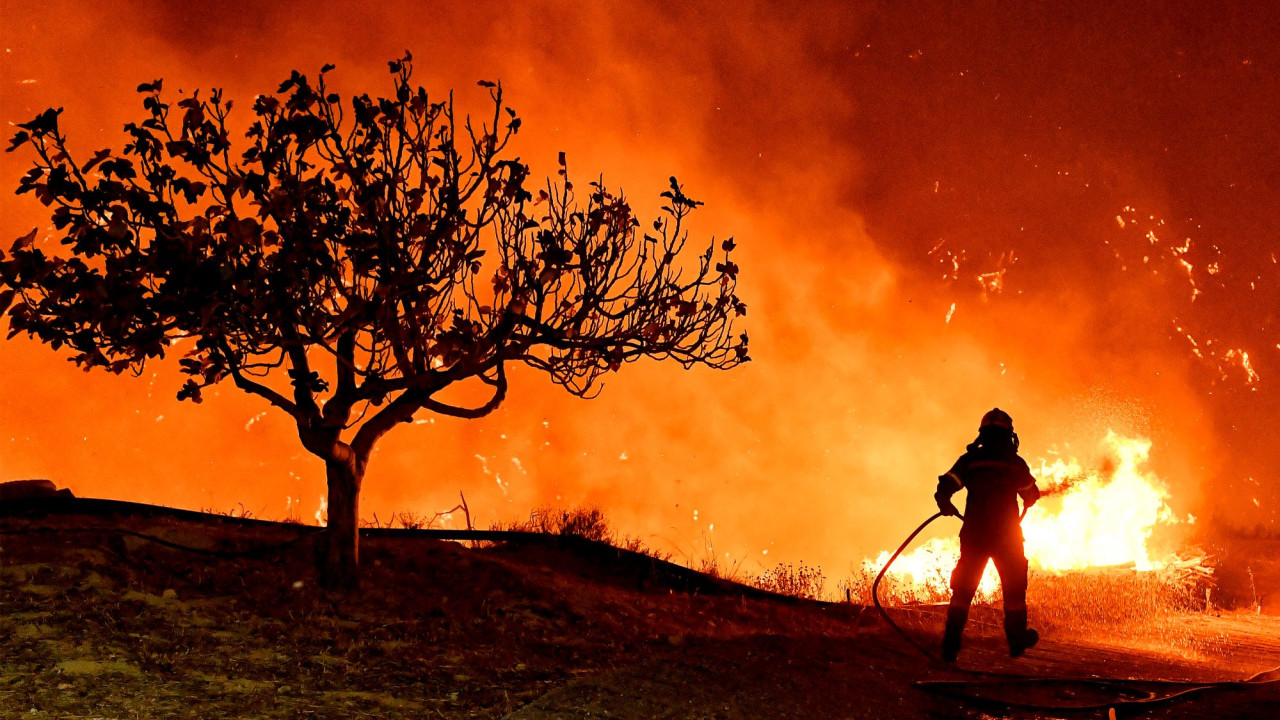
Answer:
[[502, 610, 1280, 720]]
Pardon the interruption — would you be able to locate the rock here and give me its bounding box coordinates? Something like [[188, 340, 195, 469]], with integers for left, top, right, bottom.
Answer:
[[0, 479, 73, 502]]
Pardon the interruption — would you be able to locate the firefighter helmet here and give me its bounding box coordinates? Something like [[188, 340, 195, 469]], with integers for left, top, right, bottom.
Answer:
[[980, 408, 1014, 430]]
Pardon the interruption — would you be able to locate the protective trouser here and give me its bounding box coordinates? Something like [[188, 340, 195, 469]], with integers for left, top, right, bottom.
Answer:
[[942, 532, 1032, 660]]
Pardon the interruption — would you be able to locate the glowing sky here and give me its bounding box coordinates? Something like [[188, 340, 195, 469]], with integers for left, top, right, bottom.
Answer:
[[2, 1, 1277, 575]]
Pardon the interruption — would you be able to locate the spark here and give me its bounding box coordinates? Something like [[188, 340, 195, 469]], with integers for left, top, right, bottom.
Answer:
[[945, 302, 956, 324], [1178, 326, 1204, 359], [977, 268, 1006, 296], [976, 251, 1014, 297], [1224, 349, 1260, 384]]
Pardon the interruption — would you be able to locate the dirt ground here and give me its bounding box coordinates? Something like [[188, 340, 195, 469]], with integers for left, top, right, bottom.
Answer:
[[2, 500, 1279, 720]]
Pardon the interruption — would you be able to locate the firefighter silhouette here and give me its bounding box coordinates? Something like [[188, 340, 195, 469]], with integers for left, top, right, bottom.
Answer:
[[935, 408, 1041, 662]]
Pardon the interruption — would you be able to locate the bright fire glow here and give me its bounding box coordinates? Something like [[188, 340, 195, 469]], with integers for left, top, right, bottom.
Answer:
[[866, 431, 1184, 601]]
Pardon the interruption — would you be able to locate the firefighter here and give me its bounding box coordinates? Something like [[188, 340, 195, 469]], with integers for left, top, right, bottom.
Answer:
[[935, 408, 1040, 662]]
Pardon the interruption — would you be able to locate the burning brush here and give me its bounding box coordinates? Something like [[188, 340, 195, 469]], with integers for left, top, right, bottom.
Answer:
[[862, 431, 1210, 614]]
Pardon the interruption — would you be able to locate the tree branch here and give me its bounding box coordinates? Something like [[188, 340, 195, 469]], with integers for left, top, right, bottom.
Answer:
[[420, 363, 508, 419], [228, 365, 300, 419], [323, 330, 358, 426], [350, 388, 425, 463], [286, 345, 323, 422]]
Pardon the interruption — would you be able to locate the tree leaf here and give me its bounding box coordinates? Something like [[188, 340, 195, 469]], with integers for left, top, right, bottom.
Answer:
[[5, 130, 30, 153], [10, 228, 37, 252]]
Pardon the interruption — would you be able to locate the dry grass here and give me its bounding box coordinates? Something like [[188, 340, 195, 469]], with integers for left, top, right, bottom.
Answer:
[[199, 502, 257, 519], [494, 506, 612, 541], [750, 562, 827, 601], [363, 510, 447, 530], [493, 506, 672, 561], [1029, 566, 1205, 630], [842, 566, 949, 607], [693, 554, 749, 583], [840, 558, 1214, 650]]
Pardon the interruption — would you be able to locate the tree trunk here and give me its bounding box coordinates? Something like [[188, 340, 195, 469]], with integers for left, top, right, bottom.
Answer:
[[320, 459, 363, 590]]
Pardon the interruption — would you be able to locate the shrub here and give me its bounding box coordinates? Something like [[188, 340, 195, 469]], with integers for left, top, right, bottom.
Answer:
[[751, 561, 826, 601]]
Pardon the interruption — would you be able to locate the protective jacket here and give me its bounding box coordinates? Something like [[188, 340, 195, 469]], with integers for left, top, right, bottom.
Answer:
[[936, 446, 1040, 543]]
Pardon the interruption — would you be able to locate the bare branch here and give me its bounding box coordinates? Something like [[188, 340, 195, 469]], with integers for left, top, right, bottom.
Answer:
[[420, 363, 508, 419], [228, 365, 299, 419]]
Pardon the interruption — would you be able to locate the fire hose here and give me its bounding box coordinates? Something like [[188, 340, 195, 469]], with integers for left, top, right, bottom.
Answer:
[[872, 511, 1280, 711]]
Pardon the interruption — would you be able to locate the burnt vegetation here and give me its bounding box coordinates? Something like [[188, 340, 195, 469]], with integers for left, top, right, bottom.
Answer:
[[0, 53, 748, 588]]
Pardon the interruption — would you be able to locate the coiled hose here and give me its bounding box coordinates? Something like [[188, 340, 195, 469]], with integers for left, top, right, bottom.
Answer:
[[872, 511, 1280, 711]]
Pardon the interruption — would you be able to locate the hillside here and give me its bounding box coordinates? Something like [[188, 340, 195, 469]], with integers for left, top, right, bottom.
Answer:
[[2, 498, 1279, 719]]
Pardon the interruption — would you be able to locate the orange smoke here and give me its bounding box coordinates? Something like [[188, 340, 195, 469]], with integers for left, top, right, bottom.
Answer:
[[1, 2, 1275, 580]]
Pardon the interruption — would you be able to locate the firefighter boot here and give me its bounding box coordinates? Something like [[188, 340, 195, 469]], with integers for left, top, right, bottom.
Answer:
[[1004, 609, 1039, 658], [941, 605, 968, 662]]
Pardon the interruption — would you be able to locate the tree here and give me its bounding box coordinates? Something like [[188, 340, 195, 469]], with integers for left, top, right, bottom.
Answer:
[[0, 53, 749, 588]]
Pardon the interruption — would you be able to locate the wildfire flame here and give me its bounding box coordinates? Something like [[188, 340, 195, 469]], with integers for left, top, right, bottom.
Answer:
[[866, 431, 1187, 601]]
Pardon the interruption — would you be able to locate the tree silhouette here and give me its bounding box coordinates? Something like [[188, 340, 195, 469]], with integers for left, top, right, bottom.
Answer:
[[0, 54, 748, 588]]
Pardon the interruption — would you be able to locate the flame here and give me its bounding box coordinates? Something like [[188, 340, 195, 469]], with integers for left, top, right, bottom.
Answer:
[[1025, 432, 1175, 571], [866, 537, 1001, 601], [866, 431, 1184, 601]]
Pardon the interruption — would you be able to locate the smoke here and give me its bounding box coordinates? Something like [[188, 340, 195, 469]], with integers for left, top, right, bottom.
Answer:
[[2, 1, 1276, 580]]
